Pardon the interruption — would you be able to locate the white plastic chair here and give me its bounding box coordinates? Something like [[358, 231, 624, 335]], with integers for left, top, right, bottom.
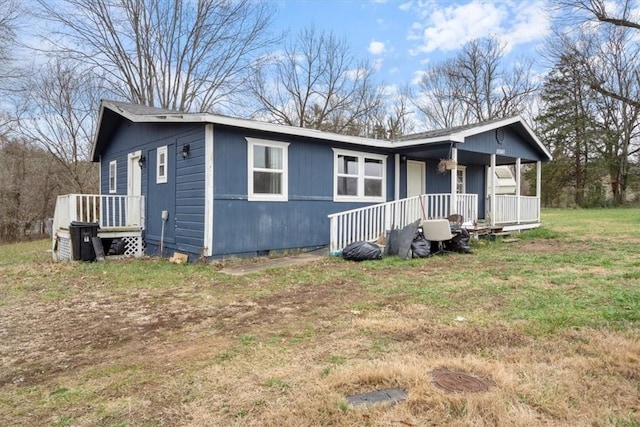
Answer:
[[422, 219, 454, 255]]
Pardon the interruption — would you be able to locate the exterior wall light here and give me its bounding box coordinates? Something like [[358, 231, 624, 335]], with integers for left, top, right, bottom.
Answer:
[[181, 144, 190, 159], [138, 155, 146, 168]]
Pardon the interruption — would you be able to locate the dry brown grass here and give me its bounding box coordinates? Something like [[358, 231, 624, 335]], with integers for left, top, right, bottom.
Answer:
[[1, 211, 640, 426]]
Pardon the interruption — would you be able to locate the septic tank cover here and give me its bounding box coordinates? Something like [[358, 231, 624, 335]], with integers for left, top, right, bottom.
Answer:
[[430, 370, 491, 393]]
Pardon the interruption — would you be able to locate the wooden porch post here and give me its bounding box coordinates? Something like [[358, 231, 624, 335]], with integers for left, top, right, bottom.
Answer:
[[536, 160, 542, 222], [515, 157, 521, 224], [450, 147, 458, 215], [394, 154, 400, 201], [490, 154, 496, 227]]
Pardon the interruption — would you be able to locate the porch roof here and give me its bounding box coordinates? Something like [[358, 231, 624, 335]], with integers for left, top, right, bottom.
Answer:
[[395, 116, 552, 163]]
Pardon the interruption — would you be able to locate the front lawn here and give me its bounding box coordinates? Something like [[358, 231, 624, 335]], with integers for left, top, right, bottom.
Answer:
[[0, 208, 638, 426]]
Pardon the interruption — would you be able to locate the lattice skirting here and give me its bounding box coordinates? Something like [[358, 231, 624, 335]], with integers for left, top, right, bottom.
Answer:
[[122, 236, 145, 257], [54, 234, 144, 261], [56, 236, 72, 261]]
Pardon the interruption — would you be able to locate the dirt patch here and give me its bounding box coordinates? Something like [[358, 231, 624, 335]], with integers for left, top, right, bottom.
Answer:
[[517, 239, 568, 253], [0, 290, 216, 387]]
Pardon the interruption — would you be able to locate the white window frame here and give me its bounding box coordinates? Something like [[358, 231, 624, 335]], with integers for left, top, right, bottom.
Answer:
[[333, 148, 386, 203], [456, 165, 466, 194], [156, 145, 168, 184], [109, 160, 117, 193], [246, 137, 289, 202]]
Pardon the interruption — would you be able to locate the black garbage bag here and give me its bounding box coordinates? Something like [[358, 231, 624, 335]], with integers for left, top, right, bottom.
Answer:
[[444, 228, 473, 254], [411, 237, 431, 258], [342, 241, 382, 261]]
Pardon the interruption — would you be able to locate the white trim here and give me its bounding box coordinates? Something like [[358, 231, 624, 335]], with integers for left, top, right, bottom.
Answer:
[[156, 145, 168, 184], [332, 148, 386, 203], [490, 154, 496, 227], [394, 154, 400, 200], [450, 147, 458, 212], [246, 137, 289, 202], [516, 158, 521, 224], [109, 160, 117, 193], [536, 160, 542, 222], [127, 150, 142, 196], [204, 124, 214, 257], [98, 155, 102, 195], [97, 102, 551, 162]]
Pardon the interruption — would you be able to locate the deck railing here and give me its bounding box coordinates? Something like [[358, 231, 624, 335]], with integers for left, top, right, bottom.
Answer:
[[328, 193, 477, 253], [492, 195, 539, 225], [52, 194, 145, 232]]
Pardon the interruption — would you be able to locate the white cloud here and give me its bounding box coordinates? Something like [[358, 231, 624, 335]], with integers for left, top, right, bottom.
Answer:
[[368, 40, 386, 55], [399, 1, 413, 12], [411, 70, 427, 85], [405, 0, 550, 55], [372, 57, 384, 71]]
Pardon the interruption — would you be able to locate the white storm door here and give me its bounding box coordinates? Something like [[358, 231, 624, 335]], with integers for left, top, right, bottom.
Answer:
[[406, 160, 426, 198], [127, 150, 142, 227]]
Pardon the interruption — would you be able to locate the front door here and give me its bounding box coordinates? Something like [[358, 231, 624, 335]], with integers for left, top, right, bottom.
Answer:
[[406, 160, 426, 198], [127, 150, 142, 227]]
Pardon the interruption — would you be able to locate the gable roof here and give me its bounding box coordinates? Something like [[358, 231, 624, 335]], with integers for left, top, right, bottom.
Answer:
[[396, 116, 552, 159], [92, 100, 552, 162]]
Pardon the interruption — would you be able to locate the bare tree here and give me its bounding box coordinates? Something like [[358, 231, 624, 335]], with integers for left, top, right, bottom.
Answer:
[[367, 85, 416, 139], [552, 0, 640, 108], [35, 0, 277, 112], [0, 137, 62, 241], [414, 59, 467, 128], [414, 37, 537, 128], [549, 1, 640, 203], [16, 59, 100, 193], [248, 26, 385, 136], [0, 0, 18, 82], [0, 0, 20, 131]]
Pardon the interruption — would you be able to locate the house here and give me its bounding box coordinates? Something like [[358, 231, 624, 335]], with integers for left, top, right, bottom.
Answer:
[[51, 100, 552, 261]]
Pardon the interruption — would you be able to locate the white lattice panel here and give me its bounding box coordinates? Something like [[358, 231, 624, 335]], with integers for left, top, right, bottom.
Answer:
[[57, 237, 72, 261], [122, 236, 145, 257]]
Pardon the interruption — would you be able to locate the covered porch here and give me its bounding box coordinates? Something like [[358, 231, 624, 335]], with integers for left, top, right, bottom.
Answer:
[[52, 194, 145, 261]]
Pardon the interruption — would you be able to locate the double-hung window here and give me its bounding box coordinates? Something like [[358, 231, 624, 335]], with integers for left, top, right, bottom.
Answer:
[[333, 149, 386, 202], [456, 166, 466, 194], [109, 160, 117, 193], [157, 146, 168, 184], [247, 138, 289, 201]]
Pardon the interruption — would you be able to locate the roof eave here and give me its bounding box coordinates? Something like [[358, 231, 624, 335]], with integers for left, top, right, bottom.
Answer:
[[98, 100, 393, 149]]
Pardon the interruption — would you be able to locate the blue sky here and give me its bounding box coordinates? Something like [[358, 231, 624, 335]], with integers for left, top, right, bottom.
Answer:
[[274, 0, 552, 88]]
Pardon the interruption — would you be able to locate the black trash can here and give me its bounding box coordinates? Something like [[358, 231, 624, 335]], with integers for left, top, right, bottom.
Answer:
[[69, 221, 100, 261]]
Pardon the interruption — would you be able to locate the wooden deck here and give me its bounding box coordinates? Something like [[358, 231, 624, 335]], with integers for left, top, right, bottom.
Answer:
[[52, 194, 145, 261]]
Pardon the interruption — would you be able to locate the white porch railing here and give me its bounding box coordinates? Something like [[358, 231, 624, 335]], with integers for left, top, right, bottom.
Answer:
[[492, 195, 539, 225], [52, 194, 145, 232], [328, 193, 477, 253]]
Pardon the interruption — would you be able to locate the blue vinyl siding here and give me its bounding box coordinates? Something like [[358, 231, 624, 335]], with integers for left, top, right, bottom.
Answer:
[[465, 165, 486, 219], [426, 159, 451, 193], [174, 132, 206, 255], [99, 121, 206, 257], [463, 127, 542, 161], [211, 127, 393, 257]]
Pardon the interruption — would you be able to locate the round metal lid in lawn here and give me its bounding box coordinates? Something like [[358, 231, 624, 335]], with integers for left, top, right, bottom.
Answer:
[[430, 370, 491, 393]]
